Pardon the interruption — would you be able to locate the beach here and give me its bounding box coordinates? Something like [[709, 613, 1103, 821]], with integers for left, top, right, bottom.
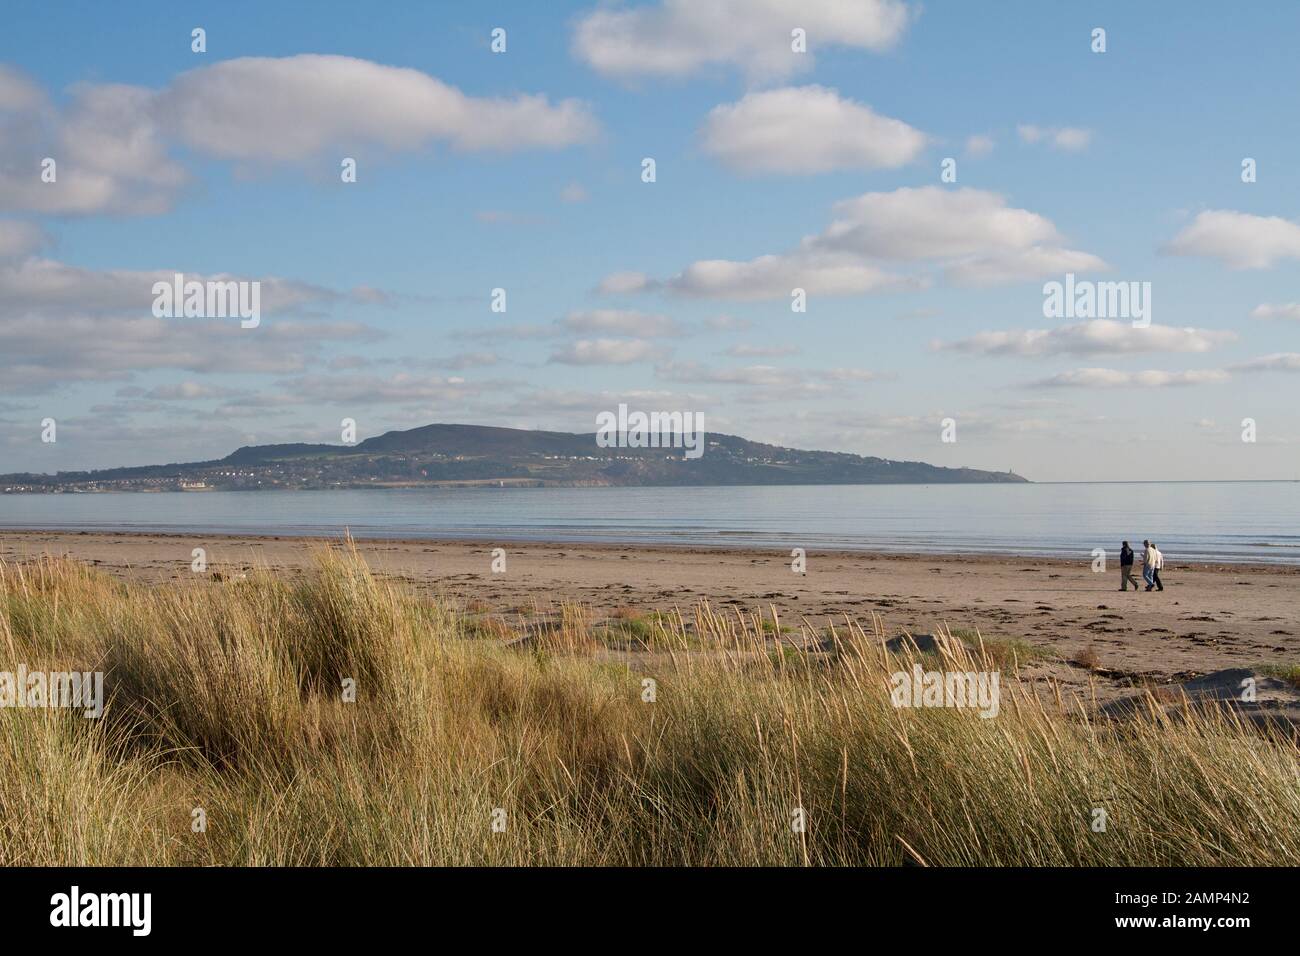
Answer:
[[4, 529, 1296, 703]]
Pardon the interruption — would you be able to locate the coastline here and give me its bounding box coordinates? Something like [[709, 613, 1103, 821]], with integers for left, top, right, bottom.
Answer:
[[4, 528, 1296, 702]]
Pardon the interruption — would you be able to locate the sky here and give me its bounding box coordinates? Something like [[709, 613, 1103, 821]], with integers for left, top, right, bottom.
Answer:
[[1, 0, 1298, 481]]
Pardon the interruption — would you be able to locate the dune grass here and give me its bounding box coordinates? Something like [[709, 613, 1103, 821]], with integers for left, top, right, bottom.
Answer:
[[0, 546, 1297, 866]]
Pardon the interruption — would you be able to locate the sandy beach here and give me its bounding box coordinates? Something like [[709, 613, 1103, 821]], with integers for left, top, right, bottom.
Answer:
[[3, 529, 1296, 702]]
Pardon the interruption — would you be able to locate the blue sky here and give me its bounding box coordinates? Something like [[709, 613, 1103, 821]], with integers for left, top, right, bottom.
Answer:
[[2, 0, 1298, 480]]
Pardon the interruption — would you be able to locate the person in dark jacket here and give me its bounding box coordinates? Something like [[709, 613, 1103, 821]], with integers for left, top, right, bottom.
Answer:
[[1119, 541, 1140, 591]]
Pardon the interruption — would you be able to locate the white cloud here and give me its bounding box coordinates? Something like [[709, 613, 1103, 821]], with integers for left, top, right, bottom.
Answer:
[[944, 246, 1108, 286], [935, 320, 1236, 357], [701, 86, 926, 174], [1165, 210, 1300, 269], [0, 57, 598, 215], [964, 134, 994, 158], [597, 271, 652, 295], [0, 257, 375, 317], [0, 313, 374, 394], [560, 309, 681, 337], [158, 55, 599, 161], [1017, 124, 1092, 151], [0, 220, 47, 258], [1027, 368, 1229, 388], [271, 373, 491, 405], [0, 79, 188, 215], [0, 256, 386, 393], [1231, 353, 1300, 372], [393, 352, 502, 371], [453, 322, 556, 342], [657, 361, 807, 387], [1251, 302, 1300, 320], [573, 0, 913, 80], [814, 187, 1062, 260], [549, 338, 663, 365], [826, 368, 884, 383], [600, 186, 1102, 299], [657, 360, 881, 390], [143, 382, 242, 401], [0, 65, 46, 112], [724, 344, 800, 358], [653, 254, 914, 300]]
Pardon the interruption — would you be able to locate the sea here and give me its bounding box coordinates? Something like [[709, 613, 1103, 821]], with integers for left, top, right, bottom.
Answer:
[[0, 481, 1297, 565]]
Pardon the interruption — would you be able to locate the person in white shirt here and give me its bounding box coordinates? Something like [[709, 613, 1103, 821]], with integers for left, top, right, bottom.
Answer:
[[1148, 543, 1165, 592], [1141, 540, 1156, 590]]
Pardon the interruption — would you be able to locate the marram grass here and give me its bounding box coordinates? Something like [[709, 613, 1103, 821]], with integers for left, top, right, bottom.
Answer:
[[0, 547, 1296, 866]]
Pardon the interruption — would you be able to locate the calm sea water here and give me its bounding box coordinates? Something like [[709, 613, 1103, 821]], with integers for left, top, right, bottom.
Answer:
[[0, 482, 1296, 564]]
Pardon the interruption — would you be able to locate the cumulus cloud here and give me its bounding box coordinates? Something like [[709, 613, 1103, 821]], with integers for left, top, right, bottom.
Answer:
[[815, 187, 1062, 260], [0, 57, 597, 215], [549, 338, 663, 365], [1251, 302, 1300, 320], [157, 55, 599, 161], [700, 86, 926, 174], [573, 0, 912, 80], [1165, 210, 1300, 269], [935, 320, 1236, 357], [637, 254, 913, 300], [0, 78, 188, 215], [1026, 368, 1230, 389], [964, 134, 994, 157], [1017, 124, 1092, 151], [944, 246, 1109, 286], [599, 186, 1101, 299]]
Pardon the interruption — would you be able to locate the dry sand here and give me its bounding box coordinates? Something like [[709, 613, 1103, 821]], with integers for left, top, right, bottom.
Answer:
[[3, 529, 1297, 705]]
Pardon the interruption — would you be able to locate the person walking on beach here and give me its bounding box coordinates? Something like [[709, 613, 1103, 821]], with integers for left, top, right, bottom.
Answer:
[[1141, 539, 1156, 590], [1119, 541, 1140, 591], [1148, 542, 1165, 592]]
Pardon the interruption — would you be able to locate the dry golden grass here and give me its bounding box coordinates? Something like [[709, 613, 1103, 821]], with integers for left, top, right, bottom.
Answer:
[[1072, 644, 1103, 671], [1, 546, 1297, 866]]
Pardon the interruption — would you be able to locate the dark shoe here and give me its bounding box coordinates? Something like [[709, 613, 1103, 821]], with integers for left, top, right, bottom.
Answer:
[[1145, 585, 1153, 591]]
